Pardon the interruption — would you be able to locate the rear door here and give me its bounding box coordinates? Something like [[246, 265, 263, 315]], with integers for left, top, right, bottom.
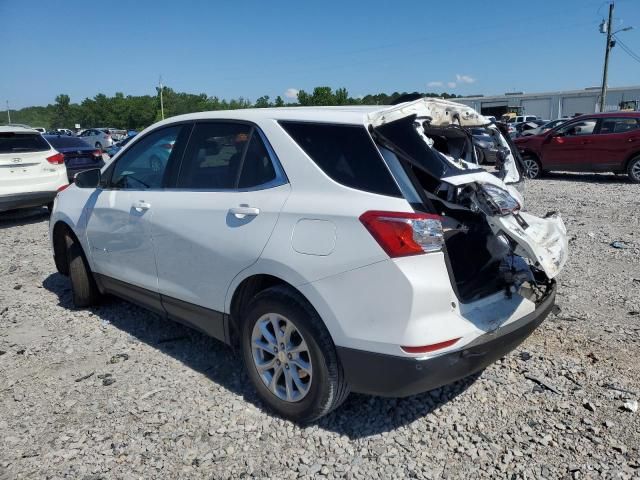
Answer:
[[540, 118, 599, 170], [589, 117, 640, 171], [150, 121, 290, 321], [85, 124, 189, 302]]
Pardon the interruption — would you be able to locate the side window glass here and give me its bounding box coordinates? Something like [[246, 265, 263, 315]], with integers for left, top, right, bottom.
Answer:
[[177, 123, 251, 189], [280, 121, 401, 197], [599, 118, 639, 134], [559, 119, 597, 136], [238, 133, 277, 188], [110, 126, 181, 189]]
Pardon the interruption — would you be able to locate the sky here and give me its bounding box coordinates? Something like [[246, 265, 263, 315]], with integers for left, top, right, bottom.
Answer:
[[1, 0, 639, 109]]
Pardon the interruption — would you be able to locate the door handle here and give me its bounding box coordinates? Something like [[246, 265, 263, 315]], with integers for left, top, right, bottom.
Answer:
[[581, 140, 592, 145], [229, 206, 260, 218], [629, 138, 638, 143], [132, 200, 151, 212]]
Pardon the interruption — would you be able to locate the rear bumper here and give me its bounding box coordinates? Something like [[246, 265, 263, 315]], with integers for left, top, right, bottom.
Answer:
[[0, 191, 57, 212], [337, 281, 556, 397]]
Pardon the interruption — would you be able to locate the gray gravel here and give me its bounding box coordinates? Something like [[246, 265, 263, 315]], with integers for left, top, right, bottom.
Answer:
[[1, 172, 639, 479]]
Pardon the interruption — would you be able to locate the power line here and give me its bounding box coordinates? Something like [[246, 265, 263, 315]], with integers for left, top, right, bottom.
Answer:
[[614, 35, 640, 63]]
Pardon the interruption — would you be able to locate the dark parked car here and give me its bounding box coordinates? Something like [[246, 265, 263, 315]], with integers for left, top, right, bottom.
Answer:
[[514, 112, 640, 182], [470, 127, 509, 164], [44, 135, 104, 182]]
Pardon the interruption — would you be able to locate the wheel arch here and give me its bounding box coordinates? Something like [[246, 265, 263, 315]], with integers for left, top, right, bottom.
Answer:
[[228, 274, 305, 345], [623, 149, 640, 170], [52, 220, 77, 276], [519, 149, 540, 161]]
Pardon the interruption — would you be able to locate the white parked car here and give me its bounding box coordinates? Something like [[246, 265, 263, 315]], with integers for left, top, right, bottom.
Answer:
[[0, 126, 68, 212], [49, 99, 568, 422], [507, 115, 538, 124], [77, 128, 114, 150]]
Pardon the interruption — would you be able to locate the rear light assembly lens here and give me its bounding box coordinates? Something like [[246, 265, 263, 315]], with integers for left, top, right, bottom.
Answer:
[[92, 149, 102, 158], [46, 153, 65, 165], [359, 210, 444, 258], [477, 183, 521, 216], [57, 184, 70, 193]]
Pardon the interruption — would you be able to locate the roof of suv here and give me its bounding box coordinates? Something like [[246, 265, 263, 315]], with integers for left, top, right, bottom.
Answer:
[[575, 111, 640, 119], [0, 125, 40, 134], [165, 106, 386, 126]]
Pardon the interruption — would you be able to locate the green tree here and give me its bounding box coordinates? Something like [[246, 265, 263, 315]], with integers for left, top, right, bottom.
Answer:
[[274, 96, 285, 107], [52, 94, 71, 128], [334, 87, 349, 105], [254, 96, 271, 108]]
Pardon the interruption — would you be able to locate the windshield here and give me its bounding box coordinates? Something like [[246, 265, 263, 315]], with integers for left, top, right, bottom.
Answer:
[[373, 115, 483, 178]]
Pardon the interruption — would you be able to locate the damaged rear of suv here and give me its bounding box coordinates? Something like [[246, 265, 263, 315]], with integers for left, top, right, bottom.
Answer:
[[328, 99, 568, 400]]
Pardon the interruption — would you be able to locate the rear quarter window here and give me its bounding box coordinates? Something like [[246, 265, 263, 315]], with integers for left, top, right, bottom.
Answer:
[[0, 133, 50, 153], [279, 121, 401, 197]]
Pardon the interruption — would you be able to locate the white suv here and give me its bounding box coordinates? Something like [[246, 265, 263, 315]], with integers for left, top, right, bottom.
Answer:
[[0, 126, 68, 212], [50, 99, 568, 422]]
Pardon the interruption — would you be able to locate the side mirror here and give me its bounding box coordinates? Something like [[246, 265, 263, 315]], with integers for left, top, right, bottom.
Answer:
[[74, 168, 101, 188]]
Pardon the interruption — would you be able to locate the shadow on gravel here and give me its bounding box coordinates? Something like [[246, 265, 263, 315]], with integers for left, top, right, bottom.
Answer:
[[540, 171, 631, 184], [0, 207, 49, 229], [43, 272, 478, 438]]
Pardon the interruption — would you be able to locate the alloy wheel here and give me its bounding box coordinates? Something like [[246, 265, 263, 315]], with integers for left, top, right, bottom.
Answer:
[[251, 313, 313, 402], [631, 160, 640, 182], [523, 157, 540, 178]]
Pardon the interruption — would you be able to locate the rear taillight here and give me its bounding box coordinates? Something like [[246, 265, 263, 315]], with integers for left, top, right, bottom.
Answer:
[[359, 210, 444, 258], [160, 143, 173, 150], [92, 150, 102, 158], [46, 153, 65, 165], [57, 184, 70, 193]]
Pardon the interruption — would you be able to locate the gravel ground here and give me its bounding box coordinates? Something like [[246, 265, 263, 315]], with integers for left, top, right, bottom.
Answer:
[[1, 172, 639, 479]]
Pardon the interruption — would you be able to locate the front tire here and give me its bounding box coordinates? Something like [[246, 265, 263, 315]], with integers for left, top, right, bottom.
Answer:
[[627, 155, 640, 183], [523, 155, 543, 179], [65, 234, 101, 307], [240, 286, 349, 423]]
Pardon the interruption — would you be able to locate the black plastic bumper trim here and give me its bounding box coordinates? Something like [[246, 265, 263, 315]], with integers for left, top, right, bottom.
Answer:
[[0, 191, 56, 212]]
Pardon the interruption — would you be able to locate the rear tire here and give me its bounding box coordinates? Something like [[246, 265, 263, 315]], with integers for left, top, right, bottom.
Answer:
[[627, 155, 640, 183], [240, 286, 349, 423], [522, 155, 543, 179], [66, 234, 101, 307]]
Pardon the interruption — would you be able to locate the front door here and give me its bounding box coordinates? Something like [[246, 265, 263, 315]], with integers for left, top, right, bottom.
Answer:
[[540, 118, 599, 170], [150, 122, 290, 322], [85, 124, 188, 300]]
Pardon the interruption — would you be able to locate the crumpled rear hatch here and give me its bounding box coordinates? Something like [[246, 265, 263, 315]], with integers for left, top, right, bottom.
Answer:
[[368, 98, 568, 298]]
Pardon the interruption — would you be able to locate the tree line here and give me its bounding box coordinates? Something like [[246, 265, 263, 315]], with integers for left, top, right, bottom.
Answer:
[[0, 87, 458, 131]]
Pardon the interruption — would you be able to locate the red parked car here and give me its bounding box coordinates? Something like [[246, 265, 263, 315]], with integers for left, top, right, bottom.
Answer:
[[514, 112, 640, 183]]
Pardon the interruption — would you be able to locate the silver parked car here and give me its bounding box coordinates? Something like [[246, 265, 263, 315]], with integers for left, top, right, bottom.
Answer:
[[77, 128, 114, 150]]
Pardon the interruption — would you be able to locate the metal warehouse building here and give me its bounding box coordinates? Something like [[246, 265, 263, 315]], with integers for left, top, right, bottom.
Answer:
[[454, 85, 640, 120]]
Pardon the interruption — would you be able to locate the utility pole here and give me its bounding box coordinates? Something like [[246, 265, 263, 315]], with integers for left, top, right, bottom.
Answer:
[[599, 2, 614, 112], [6, 100, 11, 123], [159, 76, 165, 120]]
